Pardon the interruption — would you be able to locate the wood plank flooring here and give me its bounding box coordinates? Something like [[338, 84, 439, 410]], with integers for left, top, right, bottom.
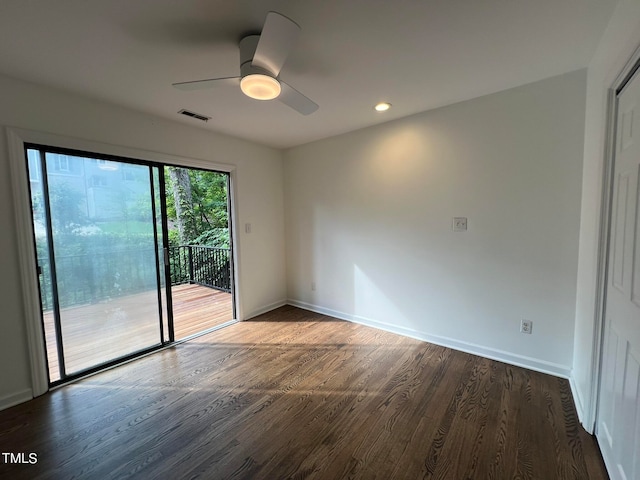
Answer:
[[0, 306, 608, 479], [171, 284, 233, 340], [43, 284, 232, 381]]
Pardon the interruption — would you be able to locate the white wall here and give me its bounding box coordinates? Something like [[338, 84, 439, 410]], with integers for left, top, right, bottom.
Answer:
[[572, 0, 640, 431], [284, 70, 587, 376], [0, 74, 287, 408]]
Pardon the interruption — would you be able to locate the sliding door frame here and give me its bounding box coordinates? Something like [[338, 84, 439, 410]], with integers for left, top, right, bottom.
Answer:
[[7, 127, 240, 397], [27, 144, 173, 385]]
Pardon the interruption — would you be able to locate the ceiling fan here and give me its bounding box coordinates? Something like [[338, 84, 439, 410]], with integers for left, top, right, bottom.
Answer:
[[173, 11, 318, 115]]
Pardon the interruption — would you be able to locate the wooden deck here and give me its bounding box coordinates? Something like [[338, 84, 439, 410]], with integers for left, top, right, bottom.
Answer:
[[171, 284, 234, 340], [43, 284, 233, 382]]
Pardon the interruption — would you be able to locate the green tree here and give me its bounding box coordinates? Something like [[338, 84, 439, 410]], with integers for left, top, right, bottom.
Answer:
[[164, 167, 229, 247], [47, 181, 87, 233], [166, 166, 198, 244]]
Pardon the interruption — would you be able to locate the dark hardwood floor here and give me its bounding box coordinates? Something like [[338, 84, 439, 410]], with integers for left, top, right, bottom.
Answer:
[[0, 306, 608, 479]]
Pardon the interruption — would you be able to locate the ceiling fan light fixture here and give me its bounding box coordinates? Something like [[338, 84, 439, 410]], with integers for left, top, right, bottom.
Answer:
[[240, 74, 281, 100]]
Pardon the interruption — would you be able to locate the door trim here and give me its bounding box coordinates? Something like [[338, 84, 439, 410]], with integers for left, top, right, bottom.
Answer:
[[591, 44, 640, 433], [6, 127, 240, 398]]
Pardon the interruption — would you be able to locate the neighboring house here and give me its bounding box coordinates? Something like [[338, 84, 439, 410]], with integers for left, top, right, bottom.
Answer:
[[27, 149, 150, 225]]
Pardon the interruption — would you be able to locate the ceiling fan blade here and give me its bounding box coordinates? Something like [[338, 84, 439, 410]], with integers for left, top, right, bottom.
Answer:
[[172, 76, 239, 91], [252, 12, 300, 76], [278, 81, 318, 115]]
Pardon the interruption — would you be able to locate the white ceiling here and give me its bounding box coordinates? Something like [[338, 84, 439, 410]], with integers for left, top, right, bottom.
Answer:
[[0, 0, 618, 149]]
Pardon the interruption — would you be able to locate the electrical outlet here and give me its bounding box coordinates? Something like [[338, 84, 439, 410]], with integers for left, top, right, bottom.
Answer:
[[520, 320, 533, 334]]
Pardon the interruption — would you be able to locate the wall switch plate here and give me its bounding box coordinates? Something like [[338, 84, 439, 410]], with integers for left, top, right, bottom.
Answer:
[[245, 223, 251, 234], [520, 320, 533, 334], [311, 282, 316, 291], [453, 217, 467, 232]]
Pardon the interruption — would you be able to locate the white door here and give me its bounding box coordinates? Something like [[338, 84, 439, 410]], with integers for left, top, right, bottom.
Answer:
[[596, 66, 640, 480]]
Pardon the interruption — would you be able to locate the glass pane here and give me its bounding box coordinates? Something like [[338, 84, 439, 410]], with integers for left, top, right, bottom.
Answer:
[[44, 152, 162, 374], [164, 167, 234, 340], [27, 149, 61, 382]]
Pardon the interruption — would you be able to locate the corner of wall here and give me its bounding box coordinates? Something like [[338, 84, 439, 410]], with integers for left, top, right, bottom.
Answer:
[[0, 389, 33, 412], [569, 371, 592, 433], [243, 299, 288, 320]]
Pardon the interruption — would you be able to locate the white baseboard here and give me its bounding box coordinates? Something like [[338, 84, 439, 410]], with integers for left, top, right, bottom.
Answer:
[[568, 375, 593, 434], [243, 299, 287, 320], [288, 299, 572, 379], [0, 389, 33, 412]]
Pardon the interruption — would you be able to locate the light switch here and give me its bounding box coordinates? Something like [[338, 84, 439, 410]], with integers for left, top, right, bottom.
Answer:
[[245, 223, 251, 234], [452, 217, 467, 232]]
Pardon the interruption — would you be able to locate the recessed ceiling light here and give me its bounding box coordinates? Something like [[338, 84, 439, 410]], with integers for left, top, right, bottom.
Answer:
[[374, 102, 391, 112]]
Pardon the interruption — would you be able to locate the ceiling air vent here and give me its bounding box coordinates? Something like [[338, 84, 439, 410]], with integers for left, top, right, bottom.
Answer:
[[178, 109, 210, 122]]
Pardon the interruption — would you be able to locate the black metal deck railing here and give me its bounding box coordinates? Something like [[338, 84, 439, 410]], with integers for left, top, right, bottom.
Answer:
[[38, 245, 231, 310], [167, 245, 231, 292]]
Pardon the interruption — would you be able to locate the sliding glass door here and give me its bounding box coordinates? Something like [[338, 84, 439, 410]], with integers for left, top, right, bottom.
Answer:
[[27, 147, 167, 382], [26, 145, 236, 385]]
